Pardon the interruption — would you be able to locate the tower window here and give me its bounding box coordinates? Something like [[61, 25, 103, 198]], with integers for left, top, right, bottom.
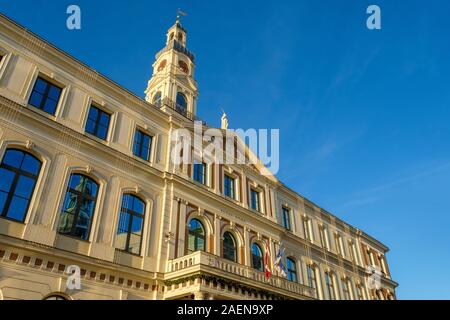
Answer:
[[157, 60, 166, 72], [28, 76, 62, 115], [176, 92, 188, 115], [153, 91, 162, 107], [179, 60, 189, 73], [178, 33, 183, 42], [169, 32, 174, 41]]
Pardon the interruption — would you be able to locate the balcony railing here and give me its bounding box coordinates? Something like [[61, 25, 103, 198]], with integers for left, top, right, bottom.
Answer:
[[166, 251, 316, 299], [160, 97, 206, 125]]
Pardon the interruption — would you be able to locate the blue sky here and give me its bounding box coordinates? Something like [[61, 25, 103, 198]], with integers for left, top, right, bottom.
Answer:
[[2, 0, 450, 299]]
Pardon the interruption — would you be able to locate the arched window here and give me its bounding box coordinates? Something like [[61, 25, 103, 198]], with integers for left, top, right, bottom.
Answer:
[[157, 60, 166, 72], [223, 232, 237, 262], [153, 91, 162, 107], [325, 272, 336, 300], [169, 32, 174, 41], [0, 149, 42, 222], [58, 174, 99, 240], [251, 243, 264, 272], [178, 33, 183, 42], [286, 257, 297, 282], [115, 194, 145, 255], [307, 265, 318, 297], [43, 293, 69, 300], [179, 60, 189, 73], [187, 218, 205, 253], [176, 92, 188, 111]]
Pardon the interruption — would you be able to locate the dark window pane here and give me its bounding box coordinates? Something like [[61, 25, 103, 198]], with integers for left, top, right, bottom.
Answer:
[[33, 78, 47, 94], [22, 154, 41, 175], [3, 149, 24, 168], [0, 168, 15, 192], [14, 176, 35, 199], [7, 196, 29, 221], [29, 92, 44, 108], [43, 99, 58, 114], [96, 125, 108, 140], [131, 216, 143, 233], [48, 86, 62, 100]]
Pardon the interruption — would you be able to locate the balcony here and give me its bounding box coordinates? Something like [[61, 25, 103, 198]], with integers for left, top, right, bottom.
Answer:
[[160, 97, 206, 125], [165, 251, 316, 300]]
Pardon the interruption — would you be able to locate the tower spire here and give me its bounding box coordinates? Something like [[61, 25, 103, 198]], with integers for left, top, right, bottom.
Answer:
[[144, 13, 198, 120]]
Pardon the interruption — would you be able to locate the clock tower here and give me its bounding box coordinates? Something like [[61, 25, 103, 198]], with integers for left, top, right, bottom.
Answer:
[[145, 15, 198, 119]]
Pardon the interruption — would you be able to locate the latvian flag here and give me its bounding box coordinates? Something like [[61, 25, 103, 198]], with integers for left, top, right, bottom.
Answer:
[[264, 240, 272, 280]]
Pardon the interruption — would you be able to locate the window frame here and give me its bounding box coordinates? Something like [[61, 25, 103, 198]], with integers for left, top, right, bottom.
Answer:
[[281, 206, 291, 231], [223, 174, 236, 200], [222, 231, 237, 262], [249, 188, 261, 212], [286, 257, 298, 283], [0, 148, 42, 223], [133, 129, 153, 162], [187, 218, 206, 254], [251, 243, 264, 272], [84, 104, 112, 141], [115, 193, 146, 255], [57, 173, 99, 241], [193, 161, 207, 185], [28, 76, 63, 116]]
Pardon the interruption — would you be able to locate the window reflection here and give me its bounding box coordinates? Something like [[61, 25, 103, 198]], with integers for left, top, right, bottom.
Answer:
[[187, 218, 205, 253], [58, 174, 98, 240], [223, 232, 237, 262]]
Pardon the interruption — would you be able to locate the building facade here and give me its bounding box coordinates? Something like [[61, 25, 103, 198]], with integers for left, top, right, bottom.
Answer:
[[0, 13, 397, 300]]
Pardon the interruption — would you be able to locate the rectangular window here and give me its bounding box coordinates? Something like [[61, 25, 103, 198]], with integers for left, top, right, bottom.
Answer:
[[303, 218, 311, 241], [85, 105, 111, 140], [342, 280, 351, 300], [193, 162, 206, 185], [250, 189, 260, 212], [319, 227, 328, 249], [28, 76, 62, 115], [223, 175, 235, 199], [133, 130, 152, 161], [335, 234, 344, 256], [307, 265, 317, 290], [281, 207, 291, 230]]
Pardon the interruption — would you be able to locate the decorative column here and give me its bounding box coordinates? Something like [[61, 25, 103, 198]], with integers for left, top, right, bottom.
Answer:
[[244, 226, 251, 267], [177, 201, 188, 257], [214, 214, 222, 256]]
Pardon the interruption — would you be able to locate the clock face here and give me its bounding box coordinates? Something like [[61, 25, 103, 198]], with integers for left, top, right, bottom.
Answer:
[[157, 60, 167, 72], [179, 60, 189, 73]]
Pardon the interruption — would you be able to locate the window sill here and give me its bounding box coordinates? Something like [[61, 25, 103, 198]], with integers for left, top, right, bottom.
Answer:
[[25, 104, 57, 120]]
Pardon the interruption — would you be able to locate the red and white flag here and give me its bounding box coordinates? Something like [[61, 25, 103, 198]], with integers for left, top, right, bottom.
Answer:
[[264, 240, 272, 280]]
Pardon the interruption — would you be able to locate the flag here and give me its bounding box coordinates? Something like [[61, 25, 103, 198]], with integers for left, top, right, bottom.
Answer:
[[177, 8, 188, 17], [263, 240, 272, 280], [274, 242, 288, 278]]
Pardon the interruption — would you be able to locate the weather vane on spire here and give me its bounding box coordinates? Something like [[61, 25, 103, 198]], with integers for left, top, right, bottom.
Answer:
[[176, 8, 188, 22]]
